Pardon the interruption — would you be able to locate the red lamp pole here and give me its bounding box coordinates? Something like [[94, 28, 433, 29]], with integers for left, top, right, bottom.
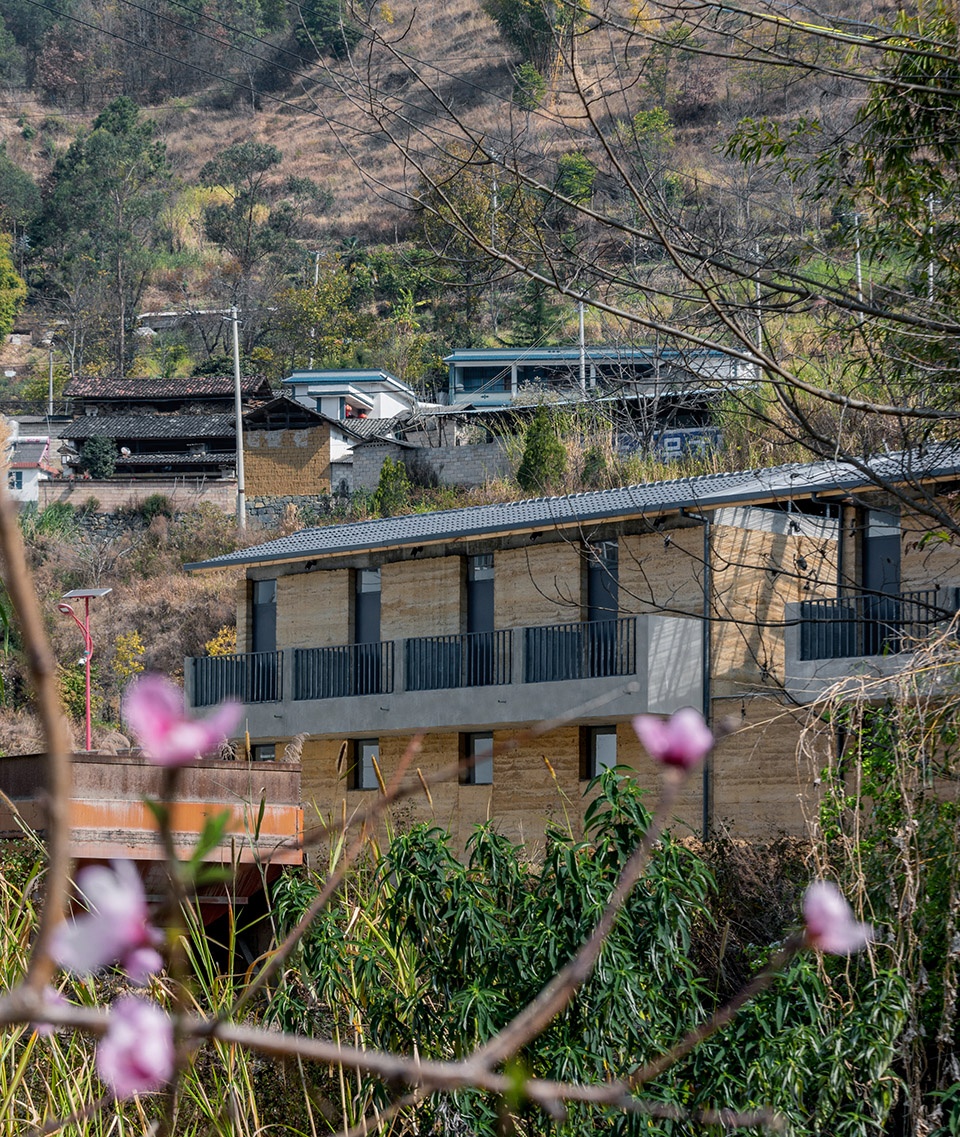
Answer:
[[58, 588, 111, 752]]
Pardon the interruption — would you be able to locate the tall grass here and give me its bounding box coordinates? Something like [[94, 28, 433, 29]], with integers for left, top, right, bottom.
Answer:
[[0, 847, 315, 1136]]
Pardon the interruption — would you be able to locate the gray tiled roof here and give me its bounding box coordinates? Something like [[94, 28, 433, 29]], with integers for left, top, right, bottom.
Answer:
[[186, 447, 960, 570], [8, 440, 48, 467], [64, 375, 273, 400], [341, 414, 407, 440], [116, 452, 234, 466], [61, 415, 235, 441]]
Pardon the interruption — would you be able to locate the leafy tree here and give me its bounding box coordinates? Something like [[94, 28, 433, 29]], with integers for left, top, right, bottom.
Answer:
[[294, 0, 362, 60], [0, 234, 25, 338], [516, 405, 567, 493], [34, 96, 169, 377], [512, 61, 545, 109], [482, 0, 557, 69], [199, 143, 330, 317], [0, 148, 40, 238], [555, 150, 596, 206], [264, 255, 373, 375], [80, 436, 118, 479]]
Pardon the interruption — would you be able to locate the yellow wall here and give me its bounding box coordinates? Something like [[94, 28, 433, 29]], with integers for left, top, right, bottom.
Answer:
[[495, 543, 581, 627], [382, 557, 462, 640], [277, 569, 350, 648], [244, 424, 331, 495]]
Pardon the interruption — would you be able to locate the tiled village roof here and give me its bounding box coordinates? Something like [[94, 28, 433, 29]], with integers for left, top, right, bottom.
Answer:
[[8, 440, 49, 468], [115, 452, 234, 467], [342, 414, 409, 440], [186, 446, 960, 571], [63, 376, 273, 400], [61, 415, 235, 441]]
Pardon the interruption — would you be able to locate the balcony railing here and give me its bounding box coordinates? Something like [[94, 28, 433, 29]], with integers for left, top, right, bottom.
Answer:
[[192, 651, 282, 708], [187, 616, 649, 709], [293, 642, 395, 699], [524, 617, 637, 683], [798, 588, 960, 661], [405, 630, 512, 691]]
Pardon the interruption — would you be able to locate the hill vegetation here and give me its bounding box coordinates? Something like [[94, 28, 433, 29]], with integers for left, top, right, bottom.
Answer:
[[0, 0, 887, 408]]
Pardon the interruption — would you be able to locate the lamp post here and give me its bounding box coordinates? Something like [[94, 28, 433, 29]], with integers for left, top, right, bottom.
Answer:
[[57, 588, 112, 751]]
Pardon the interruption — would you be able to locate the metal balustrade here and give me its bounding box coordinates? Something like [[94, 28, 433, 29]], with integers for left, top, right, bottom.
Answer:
[[293, 642, 395, 700], [188, 616, 647, 711], [405, 629, 512, 691], [798, 588, 960, 661], [524, 617, 637, 683], [191, 651, 282, 707]]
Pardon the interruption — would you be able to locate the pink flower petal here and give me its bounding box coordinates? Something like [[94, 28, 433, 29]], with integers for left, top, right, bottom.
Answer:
[[803, 881, 874, 955], [52, 861, 163, 982], [96, 997, 173, 1099], [123, 674, 240, 766], [632, 707, 713, 770], [33, 987, 68, 1037]]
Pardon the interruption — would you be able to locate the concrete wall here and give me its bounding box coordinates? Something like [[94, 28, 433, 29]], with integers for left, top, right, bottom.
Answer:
[[245, 423, 331, 495], [353, 441, 513, 490], [40, 477, 236, 512]]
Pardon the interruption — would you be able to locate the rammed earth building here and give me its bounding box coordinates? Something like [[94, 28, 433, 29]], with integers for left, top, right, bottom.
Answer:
[[185, 450, 960, 847]]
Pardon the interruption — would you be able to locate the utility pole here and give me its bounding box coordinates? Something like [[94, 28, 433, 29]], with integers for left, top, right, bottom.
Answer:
[[578, 298, 586, 393], [230, 306, 246, 531], [48, 347, 54, 418], [308, 250, 320, 369]]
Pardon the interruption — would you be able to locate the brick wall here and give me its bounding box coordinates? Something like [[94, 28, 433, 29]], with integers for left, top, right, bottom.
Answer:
[[39, 477, 236, 512]]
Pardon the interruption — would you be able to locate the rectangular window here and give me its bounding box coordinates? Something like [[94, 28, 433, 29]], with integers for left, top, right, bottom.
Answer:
[[252, 743, 276, 762], [581, 725, 617, 780], [352, 738, 379, 790], [355, 569, 381, 643], [460, 733, 493, 785], [7, 471, 22, 491], [252, 579, 277, 653], [586, 540, 619, 620]]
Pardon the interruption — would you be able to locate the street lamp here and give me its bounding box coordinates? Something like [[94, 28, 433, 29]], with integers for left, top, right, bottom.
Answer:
[[57, 588, 112, 751]]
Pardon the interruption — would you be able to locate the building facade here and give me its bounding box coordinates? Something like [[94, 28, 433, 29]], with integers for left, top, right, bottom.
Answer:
[[185, 450, 960, 849]]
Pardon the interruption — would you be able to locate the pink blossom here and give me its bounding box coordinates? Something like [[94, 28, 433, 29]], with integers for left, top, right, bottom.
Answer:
[[123, 673, 240, 767], [51, 860, 163, 982], [32, 987, 68, 1037], [803, 881, 874, 955], [96, 997, 174, 1099], [632, 707, 714, 770]]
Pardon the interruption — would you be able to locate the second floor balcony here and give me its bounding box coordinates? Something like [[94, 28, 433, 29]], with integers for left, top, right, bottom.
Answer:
[[186, 613, 702, 737], [785, 586, 960, 702]]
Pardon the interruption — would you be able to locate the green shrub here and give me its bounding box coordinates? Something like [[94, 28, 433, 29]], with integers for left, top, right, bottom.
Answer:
[[371, 456, 412, 516], [516, 405, 567, 493], [139, 493, 174, 522]]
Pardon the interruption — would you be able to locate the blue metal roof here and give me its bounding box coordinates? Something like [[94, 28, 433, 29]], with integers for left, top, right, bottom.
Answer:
[[442, 347, 727, 364], [185, 447, 960, 571]]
